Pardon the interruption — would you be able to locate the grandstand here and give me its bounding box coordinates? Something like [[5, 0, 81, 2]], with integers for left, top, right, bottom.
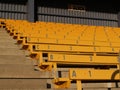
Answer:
[[0, 0, 120, 90]]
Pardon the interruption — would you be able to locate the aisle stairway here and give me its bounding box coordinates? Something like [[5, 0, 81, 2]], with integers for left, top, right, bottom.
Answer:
[[0, 28, 52, 90]]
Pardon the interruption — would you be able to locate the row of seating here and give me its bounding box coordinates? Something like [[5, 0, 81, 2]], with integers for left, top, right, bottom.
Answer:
[[1, 19, 120, 90]]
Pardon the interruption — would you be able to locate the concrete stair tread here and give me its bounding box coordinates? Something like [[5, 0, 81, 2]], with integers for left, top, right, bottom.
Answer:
[[0, 32, 11, 34], [0, 79, 47, 89], [0, 48, 25, 55], [0, 42, 19, 48], [0, 64, 53, 78], [82, 83, 117, 88], [0, 39, 16, 43], [0, 55, 33, 65], [82, 88, 120, 90], [0, 43, 18, 47]]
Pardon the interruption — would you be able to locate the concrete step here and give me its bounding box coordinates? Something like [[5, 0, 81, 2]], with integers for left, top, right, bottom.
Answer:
[[0, 48, 25, 55], [0, 34, 11, 38], [0, 28, 7, 32], [0, 79, 47, 89], [0, 42, 19, 48], [109, 88, 120, 90], [82, 88, 120, 90], [82, 88, 108, 90], [111, 88, 120, 90], [0, 31, 17, 42], [0, 64, 53, 78], [0, 30, 13, 37], [69, 82, 120, 90], [0, 32, 16, 42], [0, 32, 13, 37], [0, 30, 12, 33], [82, 83, 117, 88], [0, 89, 50, 90], [0, 88, 50, 90], [0, 29, 8, 33], [0, 55, 33, 65], [0, 37, 16, 42], [0, 31, 10, 35]]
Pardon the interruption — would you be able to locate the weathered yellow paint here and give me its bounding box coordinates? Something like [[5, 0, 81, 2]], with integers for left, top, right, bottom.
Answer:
[[53, 78, 70, 88], [48, 53, 119, 64], [70, 69, 120, 80]]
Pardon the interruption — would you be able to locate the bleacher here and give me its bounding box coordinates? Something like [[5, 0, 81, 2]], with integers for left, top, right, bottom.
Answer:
[[1, 18, 120, 90]]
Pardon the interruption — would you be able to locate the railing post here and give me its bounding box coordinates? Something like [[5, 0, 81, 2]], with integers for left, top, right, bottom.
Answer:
[[118, 12, 120, 27], [27, 0, 35, 22]]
